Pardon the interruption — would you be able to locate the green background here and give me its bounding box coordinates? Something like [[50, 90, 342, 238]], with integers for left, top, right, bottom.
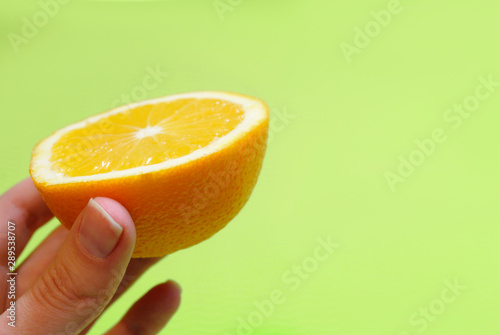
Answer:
[[2, 1, 500, 334]]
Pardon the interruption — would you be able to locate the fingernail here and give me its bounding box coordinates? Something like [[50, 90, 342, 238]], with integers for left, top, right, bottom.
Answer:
[[79, 198, 123, 258]]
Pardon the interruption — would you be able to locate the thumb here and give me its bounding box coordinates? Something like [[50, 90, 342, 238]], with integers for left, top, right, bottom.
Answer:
[[10, 197, 136, 334]]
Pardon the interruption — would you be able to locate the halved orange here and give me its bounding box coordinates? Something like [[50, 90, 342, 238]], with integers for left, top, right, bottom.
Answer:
[[30, 92, 269, 257]]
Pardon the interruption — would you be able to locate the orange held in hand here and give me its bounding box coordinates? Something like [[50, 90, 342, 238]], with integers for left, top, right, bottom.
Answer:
[[30, 91, 269, 257]]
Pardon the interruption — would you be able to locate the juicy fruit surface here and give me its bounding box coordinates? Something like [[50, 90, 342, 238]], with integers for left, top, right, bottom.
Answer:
[[51, 98, 244, 177], [30, 92, 269, 258]]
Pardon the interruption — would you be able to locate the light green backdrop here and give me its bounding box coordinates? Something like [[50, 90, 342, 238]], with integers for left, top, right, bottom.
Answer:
[[2, 1, 500, 334]]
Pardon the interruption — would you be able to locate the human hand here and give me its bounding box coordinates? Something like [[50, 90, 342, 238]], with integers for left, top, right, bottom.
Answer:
[[0, 178, 181, 334]]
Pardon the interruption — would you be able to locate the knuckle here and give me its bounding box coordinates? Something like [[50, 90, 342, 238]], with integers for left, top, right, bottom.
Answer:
[[33, 261, 100, 313]]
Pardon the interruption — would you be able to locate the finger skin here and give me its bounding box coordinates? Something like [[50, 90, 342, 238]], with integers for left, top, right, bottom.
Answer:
[[0, 197, 135, 334], [16, 225, 69, 297], [79, 257, 161, 335], [106, 281, 181, 335], [0, 178, 54, 259], [0, 178, 53, 311], [16, 228, 162, 335]]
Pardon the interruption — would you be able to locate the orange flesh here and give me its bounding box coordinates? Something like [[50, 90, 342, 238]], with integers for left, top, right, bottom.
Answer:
[[51, 98, 244, 177]]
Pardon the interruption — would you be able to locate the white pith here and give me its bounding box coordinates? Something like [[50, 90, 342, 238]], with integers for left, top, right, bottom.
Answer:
[[30, 91, 268, 185]]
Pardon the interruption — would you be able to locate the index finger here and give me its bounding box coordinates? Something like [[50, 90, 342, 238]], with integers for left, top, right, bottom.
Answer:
[[0, 177, 54, 265]]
